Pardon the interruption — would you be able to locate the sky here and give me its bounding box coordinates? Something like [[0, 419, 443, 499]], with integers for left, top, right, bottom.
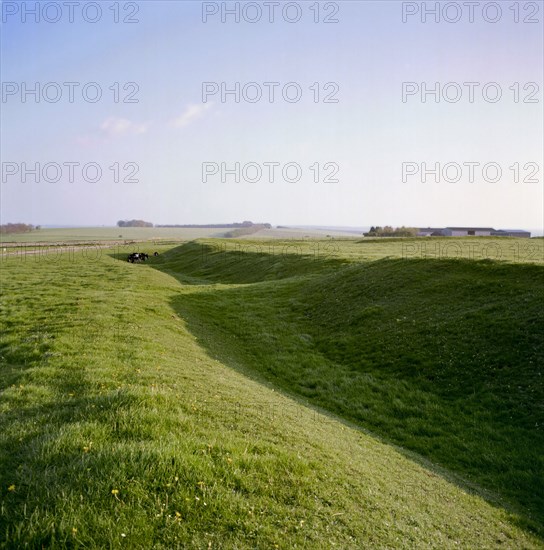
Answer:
[[1, 0, 543, 232]]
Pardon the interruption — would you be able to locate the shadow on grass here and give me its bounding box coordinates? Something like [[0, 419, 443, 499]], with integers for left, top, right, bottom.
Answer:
[[144, 246, 544, 540], [110, 240, 349, 285]]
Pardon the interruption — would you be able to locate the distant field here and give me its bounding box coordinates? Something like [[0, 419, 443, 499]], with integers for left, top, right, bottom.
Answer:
[[3, 234, 542, 266], [0, 226, 225, 243], [240, 227, 365, 239], [0, 226, 364, 244], [191, 236, 544, 264], [1, 237, 542, 547]]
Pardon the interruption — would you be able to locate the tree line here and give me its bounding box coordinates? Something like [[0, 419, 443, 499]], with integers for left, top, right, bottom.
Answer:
[[0, 223, 40, 234], [117, 220, 153, 227], [364, 226, 418, 237]]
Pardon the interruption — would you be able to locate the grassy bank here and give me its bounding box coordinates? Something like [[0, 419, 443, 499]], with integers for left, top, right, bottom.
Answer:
[[0, 239, 542, 547], [156, 240, 544, 532]]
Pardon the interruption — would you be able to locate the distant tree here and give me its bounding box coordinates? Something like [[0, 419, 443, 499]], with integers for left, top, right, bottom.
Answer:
[[0, 223, 35, 234], [364, 225, 417, 237], [117, 219, 153, 228], [395, 226, 418, 237]]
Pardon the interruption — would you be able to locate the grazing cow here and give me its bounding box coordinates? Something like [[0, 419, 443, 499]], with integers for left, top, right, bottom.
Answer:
[[154, 251, 159, 256], [127, 252, 148, 263]]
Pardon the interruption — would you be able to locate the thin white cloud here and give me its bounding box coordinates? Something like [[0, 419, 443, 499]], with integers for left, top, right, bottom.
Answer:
[[100, 117, 148, 137], [172, 103, 213, 128]]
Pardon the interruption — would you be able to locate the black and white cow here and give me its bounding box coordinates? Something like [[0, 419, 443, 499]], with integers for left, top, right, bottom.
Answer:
[[127, 252, 149, 263]]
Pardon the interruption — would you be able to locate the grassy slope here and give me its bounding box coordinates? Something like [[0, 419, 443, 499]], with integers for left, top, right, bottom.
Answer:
[[156, 240, 544, 535], [0, 241, 542, 548]]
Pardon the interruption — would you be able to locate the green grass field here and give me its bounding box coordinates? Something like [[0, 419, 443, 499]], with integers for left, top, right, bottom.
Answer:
[[1, 237, 543, 548], [0, 225, 363, 244], [0, 226, 226, 243]]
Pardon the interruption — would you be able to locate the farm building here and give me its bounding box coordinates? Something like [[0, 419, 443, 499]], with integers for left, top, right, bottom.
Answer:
[[442, 227, 495, 237], [491, 229, 531, 238], [418, 228, 445, 236]]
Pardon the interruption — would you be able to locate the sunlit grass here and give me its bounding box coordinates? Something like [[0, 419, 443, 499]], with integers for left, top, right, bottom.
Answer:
[[0, 239, 542, 547]]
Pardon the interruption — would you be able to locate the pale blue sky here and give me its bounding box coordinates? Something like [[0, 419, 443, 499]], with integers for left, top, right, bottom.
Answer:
[[1, 1, 543, 232]]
